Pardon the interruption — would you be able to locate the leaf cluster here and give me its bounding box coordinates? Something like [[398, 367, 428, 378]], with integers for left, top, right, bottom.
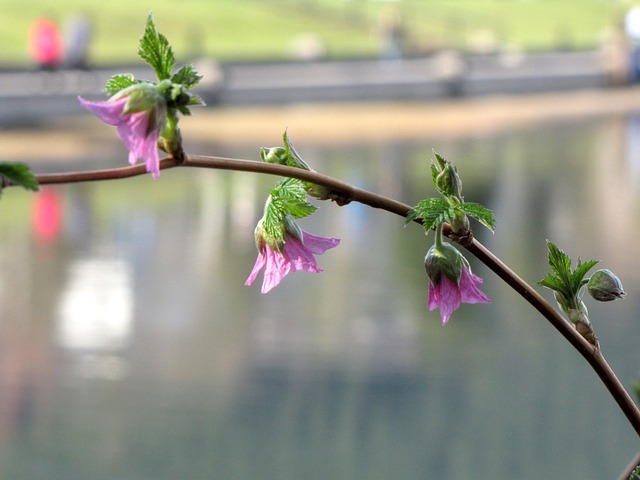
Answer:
[[0, 162, 39, 196], [105, 13, 201, 97], [538, 240, 598, 299], [262, 178, 318, 244], [406, 198, 495, 232]]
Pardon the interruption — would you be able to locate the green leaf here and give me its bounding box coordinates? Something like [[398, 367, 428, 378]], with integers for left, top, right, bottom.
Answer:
[[406, 197, 454, 231], [261, 178, 318, 243], [546, 241, 572, 285], [538, 273, 565, 293], [138, 13, 175, 81], [171, 64, 202, 90], [104, 73, 139, 96], [0, 162, 39, 195], [573, 258, 599, 291], [538, 241, 598, 300], [461, 202, 496, 232]]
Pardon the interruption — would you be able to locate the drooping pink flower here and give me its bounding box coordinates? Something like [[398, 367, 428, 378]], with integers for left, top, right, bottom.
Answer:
[[424, 241, 489, 325], [245, 229, 340, 294], [78, 92, 165, 179], [428, 266, 490, 325]]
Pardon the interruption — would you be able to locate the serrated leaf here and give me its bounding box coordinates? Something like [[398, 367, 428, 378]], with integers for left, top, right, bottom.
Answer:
[[572, 258, 599, 291], [171, 64, 202, 90], [461, 202, 495, 231], [0, 162, 39, 195], [407, 197, 454, 231], [261, 178, 318, 242], [262, 197, 286, 245], [546, 241, 572, 284], [188, 94, 205, 106], [537, 274, 565, 292], [138, 13, 175, 81], [104, 73, 139, 96], [539, 241, 598, 301], [281, 199, 318, 219]]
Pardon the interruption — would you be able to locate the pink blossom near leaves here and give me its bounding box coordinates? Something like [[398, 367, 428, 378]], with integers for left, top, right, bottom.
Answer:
[[78, 96, 162, 179], [245, 230, 340, 294], [428, 266, 490, 325]]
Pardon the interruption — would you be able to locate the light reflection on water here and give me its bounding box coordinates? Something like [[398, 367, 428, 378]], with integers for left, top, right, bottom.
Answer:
[[1, 113, 640, 479]]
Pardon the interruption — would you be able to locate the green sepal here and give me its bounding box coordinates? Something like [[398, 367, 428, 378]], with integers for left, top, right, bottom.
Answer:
[[283, 130, 311, 170], [138, 12, 175, 81], [123, 83, 162, 114], [0, 162, 39, 195], [105, 73, 140, 96]]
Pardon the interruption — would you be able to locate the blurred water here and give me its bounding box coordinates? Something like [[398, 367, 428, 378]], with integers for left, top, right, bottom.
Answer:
[[1, 113, 640, 479]]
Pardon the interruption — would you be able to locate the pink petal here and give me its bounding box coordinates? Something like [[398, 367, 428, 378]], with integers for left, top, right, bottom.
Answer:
[[301, 231, 341, 255], [78, 96, 161, 178], [435, 276, 462, 325], [261, 246, 291, 293], [459, 268, 490, 305], [78, 96, 128, 125], [245, 252, 267, 287], [282, 236, 323, 273], [245, 230, 340, 293]]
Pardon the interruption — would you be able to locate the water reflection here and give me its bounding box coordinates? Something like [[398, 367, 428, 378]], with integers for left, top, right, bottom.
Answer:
[[1, 112, 640, 479]]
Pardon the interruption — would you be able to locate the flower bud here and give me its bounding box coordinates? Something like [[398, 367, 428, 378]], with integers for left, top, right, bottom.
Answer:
[[424, 242, 464, 286], [261, 147, 289, 165], [587, 269, 626, 302], [305, 184, 332, 201], [450, 212, 470, 235], [435, 163, 463, 201]]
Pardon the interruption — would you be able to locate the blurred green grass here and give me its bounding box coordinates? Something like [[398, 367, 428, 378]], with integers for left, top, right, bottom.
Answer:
[[0, 0, 630, 66]]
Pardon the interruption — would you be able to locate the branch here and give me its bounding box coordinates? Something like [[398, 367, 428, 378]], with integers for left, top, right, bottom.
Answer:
[[28, 152, 640, 437]]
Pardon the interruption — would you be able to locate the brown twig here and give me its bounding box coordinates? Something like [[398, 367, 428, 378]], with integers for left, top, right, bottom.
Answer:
[[26, 152, 640, 439]]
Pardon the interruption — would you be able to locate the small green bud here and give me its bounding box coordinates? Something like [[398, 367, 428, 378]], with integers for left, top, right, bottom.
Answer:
[[435, 163, 463, 201], [261, 147, 289, 165], [587, 269, 626, 302], [450, 212, 470, 235], [305, 183, 332, 201]]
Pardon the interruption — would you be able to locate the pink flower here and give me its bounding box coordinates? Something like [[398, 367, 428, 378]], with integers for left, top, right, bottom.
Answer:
[[424, 241, 489, 325], [428, 266, 490, 325], [245, 229, 340, 294], [78, 91, 166, 179]]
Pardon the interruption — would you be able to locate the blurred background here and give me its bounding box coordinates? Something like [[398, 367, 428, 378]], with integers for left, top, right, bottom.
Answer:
[[3, 1, 640, 479]]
